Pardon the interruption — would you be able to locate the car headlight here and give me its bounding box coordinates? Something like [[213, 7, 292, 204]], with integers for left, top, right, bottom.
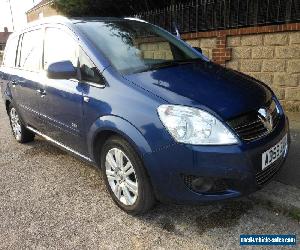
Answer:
[[157, 105, 238, 145]]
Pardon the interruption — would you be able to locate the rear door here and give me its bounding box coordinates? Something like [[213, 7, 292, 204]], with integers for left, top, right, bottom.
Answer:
[[0, 35, 21, 105], [38, 26, 85, 154], [13, 28, 44, 128]]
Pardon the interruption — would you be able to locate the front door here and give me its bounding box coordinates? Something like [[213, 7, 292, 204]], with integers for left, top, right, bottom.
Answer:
[[38, 26, 85, 154]]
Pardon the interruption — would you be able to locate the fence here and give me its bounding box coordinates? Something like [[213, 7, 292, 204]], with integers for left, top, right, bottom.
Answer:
[[136, 0, 300, 33]]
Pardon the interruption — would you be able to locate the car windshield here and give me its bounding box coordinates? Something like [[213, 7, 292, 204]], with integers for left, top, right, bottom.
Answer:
[[75, 19, 204, 74]]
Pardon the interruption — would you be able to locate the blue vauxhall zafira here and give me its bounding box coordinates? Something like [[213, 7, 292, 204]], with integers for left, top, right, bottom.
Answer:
[[0, 16, 290, 214]]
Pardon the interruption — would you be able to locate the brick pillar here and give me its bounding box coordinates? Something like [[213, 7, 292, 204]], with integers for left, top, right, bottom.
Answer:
[[212, 32, 231, 66]]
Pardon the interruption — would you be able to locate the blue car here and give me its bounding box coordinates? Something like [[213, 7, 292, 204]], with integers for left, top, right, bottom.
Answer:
[[0, 16, 290, 214]]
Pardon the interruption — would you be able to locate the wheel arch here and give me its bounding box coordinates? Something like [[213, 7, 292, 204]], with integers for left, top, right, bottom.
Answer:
[[88, 116, 158, 200], [88, 115, 152, 166]]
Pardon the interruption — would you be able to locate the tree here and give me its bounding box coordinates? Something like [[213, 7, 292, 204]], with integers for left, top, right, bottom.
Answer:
[[53, 0, 179, 17]]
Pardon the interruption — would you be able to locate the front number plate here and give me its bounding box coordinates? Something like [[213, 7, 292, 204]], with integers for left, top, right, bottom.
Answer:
[[262, 135, 287, 170]]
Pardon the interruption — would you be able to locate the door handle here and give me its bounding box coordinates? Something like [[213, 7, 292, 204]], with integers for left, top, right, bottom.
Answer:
[[83, 96, 90, 103], [11, 80, 17, 88], [37, 89, 47, 97]]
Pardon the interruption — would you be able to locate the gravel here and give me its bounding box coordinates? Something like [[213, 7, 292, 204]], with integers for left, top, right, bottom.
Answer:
[[0, 99, 299, 249]]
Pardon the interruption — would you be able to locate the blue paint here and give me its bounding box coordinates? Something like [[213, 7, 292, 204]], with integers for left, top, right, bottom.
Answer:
[[0, 17, 290, 204]]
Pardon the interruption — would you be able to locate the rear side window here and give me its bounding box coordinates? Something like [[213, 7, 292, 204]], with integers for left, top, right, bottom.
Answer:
[[19, 29, 43, 71], [44, 28, 78, 68], [3, 36, 19, 67]]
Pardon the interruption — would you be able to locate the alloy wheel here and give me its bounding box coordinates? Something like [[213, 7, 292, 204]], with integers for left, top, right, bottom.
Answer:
[[105, 148, 138, 206], [10, 108, 22, 140]]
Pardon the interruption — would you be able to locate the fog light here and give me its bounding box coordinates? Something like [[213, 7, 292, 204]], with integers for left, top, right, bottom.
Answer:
[[182, 174, 229, 194], [191, 177, 214, 193]]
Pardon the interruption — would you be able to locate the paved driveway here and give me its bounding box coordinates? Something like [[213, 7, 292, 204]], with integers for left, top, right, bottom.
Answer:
[[276, 112, 300, 189], [0, 99, 299, 249]]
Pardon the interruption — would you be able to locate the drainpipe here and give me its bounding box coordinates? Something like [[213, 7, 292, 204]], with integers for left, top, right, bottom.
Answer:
[[8, 0, 15, 31]]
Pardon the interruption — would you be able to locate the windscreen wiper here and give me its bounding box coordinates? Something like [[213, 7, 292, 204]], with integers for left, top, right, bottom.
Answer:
[[146, 58, 203, 71]]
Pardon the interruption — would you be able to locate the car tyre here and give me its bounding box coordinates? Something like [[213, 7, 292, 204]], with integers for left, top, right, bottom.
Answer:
[[8, 104, 35, 143], [101, 135, 155, 214]]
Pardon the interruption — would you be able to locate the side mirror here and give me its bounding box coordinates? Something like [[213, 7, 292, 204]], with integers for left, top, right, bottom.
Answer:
[[193, 47, 203, 54], [47, 60, 77, 80]]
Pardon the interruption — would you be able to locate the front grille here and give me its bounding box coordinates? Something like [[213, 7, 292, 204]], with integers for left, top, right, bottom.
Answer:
[[256, 158, 283, 186], [227, 100, 280, 142]]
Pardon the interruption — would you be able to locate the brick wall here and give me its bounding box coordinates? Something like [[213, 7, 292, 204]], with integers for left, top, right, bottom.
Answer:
[[226, 32, 300, 111], [181, 23, 300, 112], [138, 38, 217, 62], [139, 41, 174, 60], [186, 38, 217, 59]]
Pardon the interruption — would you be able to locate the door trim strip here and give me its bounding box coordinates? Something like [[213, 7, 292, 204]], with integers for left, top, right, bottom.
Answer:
[[27, 126, 92, 162]]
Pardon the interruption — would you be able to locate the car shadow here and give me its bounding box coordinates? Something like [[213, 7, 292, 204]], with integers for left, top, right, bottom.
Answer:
[[136, 199, 254, 236]]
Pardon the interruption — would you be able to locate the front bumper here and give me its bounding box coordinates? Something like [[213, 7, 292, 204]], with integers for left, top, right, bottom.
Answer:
[[143, 114, 290, 204]]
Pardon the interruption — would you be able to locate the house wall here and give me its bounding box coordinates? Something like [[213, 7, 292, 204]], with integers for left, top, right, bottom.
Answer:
[[0, 29, 10, 64], [181, 23, 300, 112], [0, 51, 3, 64], [27, 2, 59, 22]]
